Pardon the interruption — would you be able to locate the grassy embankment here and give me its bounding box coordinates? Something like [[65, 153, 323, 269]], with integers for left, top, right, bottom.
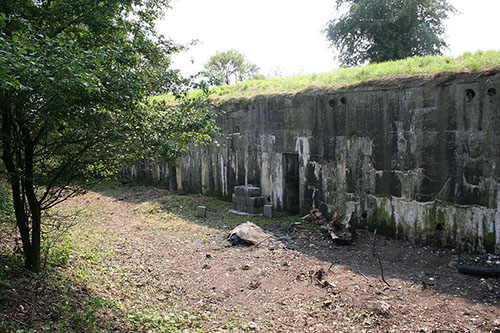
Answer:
[[155, 50, 500, 103]]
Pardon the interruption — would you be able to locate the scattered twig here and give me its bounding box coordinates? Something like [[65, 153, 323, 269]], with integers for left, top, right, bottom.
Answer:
[[254, 234, 274, 246], [13, 318, 28, 327], [327, 262, 335, 272], [359, 272, 370, 282], [372, 229, 391, 287]]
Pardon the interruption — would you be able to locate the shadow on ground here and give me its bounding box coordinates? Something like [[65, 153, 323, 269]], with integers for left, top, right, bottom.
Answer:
[[94, 182, 500, 308]]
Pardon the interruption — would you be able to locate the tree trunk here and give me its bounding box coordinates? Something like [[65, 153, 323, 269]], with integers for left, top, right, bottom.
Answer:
[[24, 213, 41, 273], [6, 164, 41, 272], [1, 107, 41, 272], [24, 141, 42, 273], [9, 179, 34, 267]]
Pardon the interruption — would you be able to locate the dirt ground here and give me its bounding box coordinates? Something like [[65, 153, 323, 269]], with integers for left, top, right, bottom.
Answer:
[[1, 186, 499, 332]]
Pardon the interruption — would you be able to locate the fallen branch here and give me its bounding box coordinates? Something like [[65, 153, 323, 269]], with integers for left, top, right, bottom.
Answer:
[[372, 229, 391, 287]]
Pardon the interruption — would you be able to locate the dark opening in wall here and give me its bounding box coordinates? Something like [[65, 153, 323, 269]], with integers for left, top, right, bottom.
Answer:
[[283, 153, 300, 214], [487, 88, 497, 103], [465, 89, 476, 103], [435, 223, 443, 231], [340, 97, 347, 105], [328, 99, 336, 107]]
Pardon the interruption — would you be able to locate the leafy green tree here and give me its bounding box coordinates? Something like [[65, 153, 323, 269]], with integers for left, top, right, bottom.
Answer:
[[203, 50, 260, 85], [0, 0, 218, 272], [324, 0, 456, 66]]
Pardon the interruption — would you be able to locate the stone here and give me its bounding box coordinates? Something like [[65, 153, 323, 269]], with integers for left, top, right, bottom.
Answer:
[[263, 204, 273, 218], [228, 222, 271, 245], [197, 206, 206, 218]]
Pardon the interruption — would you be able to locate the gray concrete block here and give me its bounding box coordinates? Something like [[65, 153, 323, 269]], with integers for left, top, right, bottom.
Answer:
[[234, 185, 246, 197], [263, 204, 273, 218], [244, 186, 261, 197], [246, 196, 265, 207], [246, 205, 263, 215], [197, 206, 206, 218], [232, 194, 246, 205]]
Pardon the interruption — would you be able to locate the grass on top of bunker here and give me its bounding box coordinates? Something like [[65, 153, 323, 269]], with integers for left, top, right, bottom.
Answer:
[[0, 183, 499, 332]]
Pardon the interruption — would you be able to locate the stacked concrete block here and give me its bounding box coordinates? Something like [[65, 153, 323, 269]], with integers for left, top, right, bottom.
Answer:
[[233, 185, 265, 214]]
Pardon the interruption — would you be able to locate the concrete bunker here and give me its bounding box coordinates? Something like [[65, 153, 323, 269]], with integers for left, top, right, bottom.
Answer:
[[133, 72, 500, 254]]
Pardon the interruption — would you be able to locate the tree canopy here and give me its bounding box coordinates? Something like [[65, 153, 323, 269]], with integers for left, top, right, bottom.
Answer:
[[202, 50, 260, 85], [324, 0, 456, 67], [0, 0, 218, 271]]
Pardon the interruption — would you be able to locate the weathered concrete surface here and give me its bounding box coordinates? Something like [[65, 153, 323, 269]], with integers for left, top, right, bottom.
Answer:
[[137, 72, 500, 253]]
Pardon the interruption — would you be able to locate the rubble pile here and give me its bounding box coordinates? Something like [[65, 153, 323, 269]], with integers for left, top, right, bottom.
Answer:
[[302, 208, 356, 245], [301, 208, 327, 224]]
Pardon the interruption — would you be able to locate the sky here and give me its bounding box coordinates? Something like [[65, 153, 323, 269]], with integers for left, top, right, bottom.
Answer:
[[157, 0, 500, 78]]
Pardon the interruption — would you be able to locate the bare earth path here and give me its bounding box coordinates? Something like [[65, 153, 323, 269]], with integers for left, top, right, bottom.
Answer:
[[1, 185, 499, 332]]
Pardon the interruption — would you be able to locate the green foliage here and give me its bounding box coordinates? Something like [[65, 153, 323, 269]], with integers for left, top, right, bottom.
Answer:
[[0, 0, 219, 271], [324, 0, 456, 66], [202, 49, 260, 85]]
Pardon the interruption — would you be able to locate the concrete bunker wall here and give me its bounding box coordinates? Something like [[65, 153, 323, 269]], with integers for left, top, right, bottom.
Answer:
[[140, 73, 500, 253]]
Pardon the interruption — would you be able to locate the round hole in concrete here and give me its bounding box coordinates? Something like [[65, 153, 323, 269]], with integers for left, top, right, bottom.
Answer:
[[328, 99, 336, 107], [465, 89, 475, 103], [340, 97, 347, 105], [435, 223, 443, 231], [361, 211, 367, 219], [487, 88, 496, 96]]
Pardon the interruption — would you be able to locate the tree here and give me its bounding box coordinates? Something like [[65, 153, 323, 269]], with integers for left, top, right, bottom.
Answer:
[[203, 50, 260, 85], [0, 0, 218, 272], [324, 0, 456, 66]]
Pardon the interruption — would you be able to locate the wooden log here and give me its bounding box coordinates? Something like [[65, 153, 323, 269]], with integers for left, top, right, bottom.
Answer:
[[456, 264, 500, 278]]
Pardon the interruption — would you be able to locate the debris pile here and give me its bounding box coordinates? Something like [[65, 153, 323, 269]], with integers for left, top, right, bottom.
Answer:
[[301, 208, 327, 224], [324, 210, 356, 245], [302, 208, 356, 245]]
